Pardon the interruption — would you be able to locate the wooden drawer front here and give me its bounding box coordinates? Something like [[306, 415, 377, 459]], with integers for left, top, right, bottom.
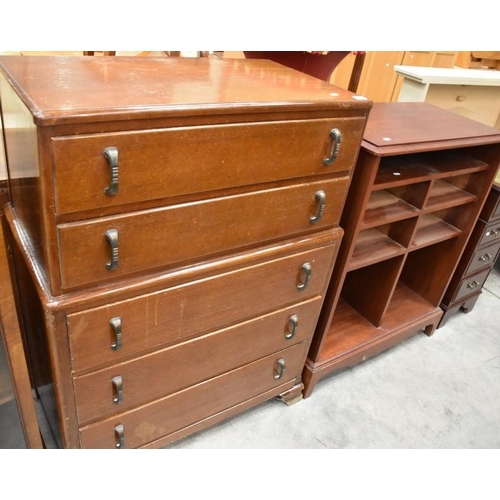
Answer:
[[478, 220, 500, 247], [78, 342, 307, 448], [453, 268, 491, 302], [67, 237, 340, 373], [73, 297, 320, 424], [465, 240, 500, 275], [57, 177, 347, 290], [52, 117, 365, 215]]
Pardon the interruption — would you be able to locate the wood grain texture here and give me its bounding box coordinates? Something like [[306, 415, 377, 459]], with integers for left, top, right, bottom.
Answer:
[[73, 298, 321, 423], [51, 117, 365, 215], [363, 103, 500, 155], [304, 102, 500, 398], [0, 56, 368, 447], [57, 177, 348, 291], [79, 342, 308, 449], [67, 241, 337, 373], [0, 56, 370, 126]]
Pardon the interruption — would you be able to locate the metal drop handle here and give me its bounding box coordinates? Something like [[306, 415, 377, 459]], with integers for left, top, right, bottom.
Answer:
[[310, 190, 326, 224], [479, 253, 492, 263], [274, 358, 286, 380], [467, 280, 480, 290], [111, 375, 123, 404], [297, 262, 312, 291], [486, 228, 499, 238], [103, 147, 119, 196], [105, 229, 119, 271], [114, 424, 124, 449], [109, 317, 122, 351], [285, 314, 299, 340], [323, 128, 342, 165]]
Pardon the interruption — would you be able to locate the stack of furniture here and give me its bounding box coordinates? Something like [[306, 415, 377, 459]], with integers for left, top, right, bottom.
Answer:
[[303, 102, 500, 398], [0, 56, 370, 448]]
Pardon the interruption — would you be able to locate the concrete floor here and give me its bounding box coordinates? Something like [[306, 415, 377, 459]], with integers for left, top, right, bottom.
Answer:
[[169, 261, 500, 449]]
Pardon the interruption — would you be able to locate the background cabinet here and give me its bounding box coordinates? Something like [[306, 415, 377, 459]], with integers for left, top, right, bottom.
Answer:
[[303, 102, 500, 398], [329, 51, 459, 102], [440, 177, 500, 326]]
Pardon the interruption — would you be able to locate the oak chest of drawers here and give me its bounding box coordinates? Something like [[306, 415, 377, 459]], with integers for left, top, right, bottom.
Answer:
[[0, 56, 370, 448]]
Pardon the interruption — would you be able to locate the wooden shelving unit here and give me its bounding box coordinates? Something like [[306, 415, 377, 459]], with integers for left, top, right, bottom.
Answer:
[[303, 103, 500, 398]]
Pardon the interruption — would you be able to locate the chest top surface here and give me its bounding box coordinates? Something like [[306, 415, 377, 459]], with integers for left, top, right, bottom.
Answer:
[[362, 102, 500, 156], [0, 56, 370, 126]]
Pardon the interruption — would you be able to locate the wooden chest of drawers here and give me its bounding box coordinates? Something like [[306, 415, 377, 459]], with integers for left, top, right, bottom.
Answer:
[[439, 179, 500, 325], [0, 56, 370, 448]]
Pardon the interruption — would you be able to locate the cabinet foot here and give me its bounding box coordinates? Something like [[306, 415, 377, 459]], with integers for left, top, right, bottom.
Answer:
[[439, 292, 481, 328], [424, 322, 437, 337], [461, 294, 481, 314], [276, 383, 304, 406]]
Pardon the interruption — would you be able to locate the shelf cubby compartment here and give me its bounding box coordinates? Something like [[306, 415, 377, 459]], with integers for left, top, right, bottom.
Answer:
[[342, 256, 405, 327], [374, 150, 489, 190], [375, 156, 433, 189], [402, 239, 461, 306], [349, 219, 416, 271], [362, 189, 421, 228], [410, 213, 461, 250], [319, 281, 439, 367], [425, 178, 477, 212]]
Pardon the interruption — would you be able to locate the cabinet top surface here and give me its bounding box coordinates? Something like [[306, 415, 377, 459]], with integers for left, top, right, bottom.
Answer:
[[0, 56, 370, 126], [362, 102, 500, 155], [394, 65, 500, 86]]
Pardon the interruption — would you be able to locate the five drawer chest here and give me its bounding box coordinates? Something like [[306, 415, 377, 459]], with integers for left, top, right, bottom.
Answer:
[[0, 56, 370, 448]]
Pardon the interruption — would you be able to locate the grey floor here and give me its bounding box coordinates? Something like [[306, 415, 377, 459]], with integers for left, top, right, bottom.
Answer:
[[170, 261, 500, 449]]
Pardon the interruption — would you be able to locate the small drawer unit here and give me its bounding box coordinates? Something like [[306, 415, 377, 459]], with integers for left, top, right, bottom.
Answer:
[[0, 56, 370, 448], [440, 180, 500, 326]]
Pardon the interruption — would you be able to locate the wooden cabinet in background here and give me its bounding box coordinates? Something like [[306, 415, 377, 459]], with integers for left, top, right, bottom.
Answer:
[[330, 51, 458, 102], [455, 52, 500, 70], [439, 180, 500, 326], [0, 56, 370, 448], [303, 102, 500, 398]]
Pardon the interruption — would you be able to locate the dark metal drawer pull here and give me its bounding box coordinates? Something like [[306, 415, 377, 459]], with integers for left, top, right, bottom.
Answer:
[[105, 229, 119, 271], [274, 358, 286, 380], [111, 375, 123, 404], [478, 253, 492, 263], [285, 314, 299, 340], [297, 262, 312, 291], [310, 190, 326, 224], [114, 424, 124, 449], [323, 128, 342, 165], [467, 280, 480, 290], [103, 147, 119, 196], [109, 317, 122, 351]]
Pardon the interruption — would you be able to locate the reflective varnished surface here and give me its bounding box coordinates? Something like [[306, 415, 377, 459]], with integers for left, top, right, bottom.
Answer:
[[0, 56, 370, 125]]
